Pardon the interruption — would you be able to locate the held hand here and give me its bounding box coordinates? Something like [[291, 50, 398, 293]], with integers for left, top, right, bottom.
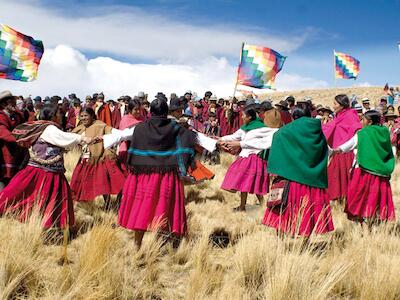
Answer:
[[81, 136, 93, 145], [332, 148, 342, 155], [225, 141, 241, 153]]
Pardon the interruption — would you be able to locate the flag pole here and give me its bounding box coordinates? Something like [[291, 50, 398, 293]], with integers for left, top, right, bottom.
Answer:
[[333, 49, 337, 90], [233, 42, 245, 99]]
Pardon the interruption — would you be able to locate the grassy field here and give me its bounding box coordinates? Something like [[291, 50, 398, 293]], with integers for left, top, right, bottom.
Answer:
[[1, 87, 399, 299]]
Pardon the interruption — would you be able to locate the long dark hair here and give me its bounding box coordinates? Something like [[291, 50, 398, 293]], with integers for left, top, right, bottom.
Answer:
[[364, 110, 381, 125], [334, 94, 350, 109], [243, 105, 257, 121], [292, 106, 311, 120], [127, 99, 141, 113], [150, 98, 168, 117], [39, 104, 58, 121]]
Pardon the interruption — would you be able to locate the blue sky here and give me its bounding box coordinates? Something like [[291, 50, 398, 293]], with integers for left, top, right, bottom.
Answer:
[[1, 0, 399, 97], [43, 0, 400, 86]]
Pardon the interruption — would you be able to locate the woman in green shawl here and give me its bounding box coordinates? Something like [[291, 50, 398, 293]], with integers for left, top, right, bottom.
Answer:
[[334, 110, 395, 223], [262, 107, 334, 237]]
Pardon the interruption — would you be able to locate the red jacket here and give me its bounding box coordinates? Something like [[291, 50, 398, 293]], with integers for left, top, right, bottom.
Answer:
[[0, 110, 26, 181]]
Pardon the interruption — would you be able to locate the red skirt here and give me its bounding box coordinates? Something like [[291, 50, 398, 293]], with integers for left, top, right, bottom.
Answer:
[[119, 171, 186, 236], [262, 181, 334, 236], [327, 151, 354, 201], [70, 158, 126, 202], [0, 165, 74, 228], [221, 154, 269, 195], [346, 168, 395, 221]]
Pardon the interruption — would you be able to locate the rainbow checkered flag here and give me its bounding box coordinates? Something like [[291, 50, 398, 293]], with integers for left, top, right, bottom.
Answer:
[[237, 44, 286, 89], [0, 24, 44, 82], [334, 51, 360, 79]]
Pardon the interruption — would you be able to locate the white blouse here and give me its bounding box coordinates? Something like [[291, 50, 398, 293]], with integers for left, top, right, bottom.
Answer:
[[39, 125, 82, 149], [221, 127, 278, 157]]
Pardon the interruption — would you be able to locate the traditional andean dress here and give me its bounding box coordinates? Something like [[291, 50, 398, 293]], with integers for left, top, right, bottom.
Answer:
[[263, 117, 334, 236]]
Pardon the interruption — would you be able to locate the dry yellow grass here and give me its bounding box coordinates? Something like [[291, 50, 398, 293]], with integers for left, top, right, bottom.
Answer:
[[0, 87, 399, 299]]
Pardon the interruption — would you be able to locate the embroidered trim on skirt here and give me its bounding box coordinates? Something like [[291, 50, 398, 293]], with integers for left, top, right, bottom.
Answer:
[[262, 181, 334, 236]]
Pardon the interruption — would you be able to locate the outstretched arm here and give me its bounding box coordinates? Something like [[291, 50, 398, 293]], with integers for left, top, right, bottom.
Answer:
[[40, 125, 83, 149], [103, 127, 136, 149]]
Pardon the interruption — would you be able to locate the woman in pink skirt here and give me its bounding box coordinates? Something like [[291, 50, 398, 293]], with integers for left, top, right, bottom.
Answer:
[[218, 105, 279, 212], [0, 104, 91, 228], [70, 107, 126, 208], [335, 110, 395, 224], [101, 98, 197, 248], [323, 94, 361, 201], [263, 107, 334, 237]]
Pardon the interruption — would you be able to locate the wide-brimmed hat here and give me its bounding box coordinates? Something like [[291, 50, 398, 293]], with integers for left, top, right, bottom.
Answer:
[[275, 100, 289, 109], [0, 90, 16, 103], [263, 108, 282, 128], [354, 103, 363, 112], [322, 106, 333, 114], [209, 95, 218, 102], [169, 98, 183, 112], [385, 112, 398, 119], [362, 98, 370, 104], [385, 105, 398, 118]]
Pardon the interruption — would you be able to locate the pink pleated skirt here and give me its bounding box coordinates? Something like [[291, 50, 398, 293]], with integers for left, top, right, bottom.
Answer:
[[0, 165, 74, 228], [118, 171, 186, 236], [262, 181, 334, 236], [221, 154, 269, 195], [327, 151, 354, 201], [346, 168, 395, 221], [70, 158, 126, 201]]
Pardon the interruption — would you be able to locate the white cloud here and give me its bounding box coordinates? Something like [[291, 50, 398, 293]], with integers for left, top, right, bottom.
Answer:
[[0, 45, 329, 99], [354, 82, 371, 87], [1, 0, 310, 63]]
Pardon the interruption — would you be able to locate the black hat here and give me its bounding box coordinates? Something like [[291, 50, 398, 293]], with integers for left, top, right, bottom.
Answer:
[[285, 96, 295, 103], [260, 100, 273, 112], [169, 98, 183, 112], [205, 91, 212, 98], [156, 92, 167, 101], [275, 100, 289, 110]]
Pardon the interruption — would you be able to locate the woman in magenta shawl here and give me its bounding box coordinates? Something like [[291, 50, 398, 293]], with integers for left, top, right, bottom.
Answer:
[[322, 94, 361, 201]]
